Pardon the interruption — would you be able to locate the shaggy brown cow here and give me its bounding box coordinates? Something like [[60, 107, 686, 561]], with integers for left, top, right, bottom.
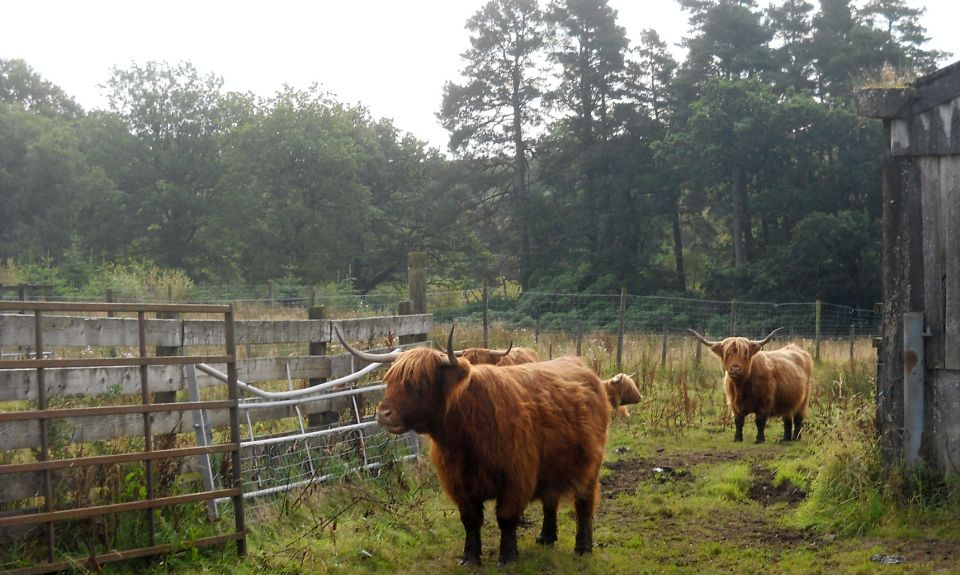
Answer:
[[604, 373, 642, 418], [337, 327, 609, 565], [457, 343, 540, 366], [689, 328, 812, 443]]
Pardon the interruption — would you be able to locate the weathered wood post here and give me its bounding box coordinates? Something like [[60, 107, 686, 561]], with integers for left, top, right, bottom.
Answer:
[[616, 288, 627, 373], [408, 252, 427, 316], [660, 324, 669, 369], [154, 308, 180, 488], [403, 252, 428, 347], [482, 279, 489, 348], [308, 305, 337, 428], [849, 324, 856, 366], [729, 299, 737, 334], [398, 301, 416, 345], [856, 79, 933, 474], [814, 299, 822, 361]]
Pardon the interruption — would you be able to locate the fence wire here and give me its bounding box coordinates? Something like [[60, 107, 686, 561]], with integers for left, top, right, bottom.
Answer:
[[2, 283, 880, 338], [433, 291, 880, 339]]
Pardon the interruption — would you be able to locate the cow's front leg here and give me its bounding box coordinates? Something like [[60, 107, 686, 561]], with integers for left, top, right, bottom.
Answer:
[[792, 413, 804, 440], [734, 413, 745, 442], [458, 500, 483, 565], [782, 416, 793, 442], [755, 415, 767, 443]]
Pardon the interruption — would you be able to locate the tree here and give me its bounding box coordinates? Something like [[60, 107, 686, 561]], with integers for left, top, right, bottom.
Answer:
[[859, 0, 948, 71], [0, 58, 83, 118], [547, 0, 628, 144], [764, 0, 815, 93], [440, 0, 549, 288], [104, 61, 236, 276], [678, 0, 775, 83]]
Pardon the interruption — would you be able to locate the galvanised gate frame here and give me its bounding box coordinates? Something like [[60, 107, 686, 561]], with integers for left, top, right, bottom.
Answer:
[[0, 302, 246, 574]]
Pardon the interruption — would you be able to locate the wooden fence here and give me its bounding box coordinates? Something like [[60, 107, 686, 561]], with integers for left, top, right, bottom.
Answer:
[[0, 310, 431, 507]]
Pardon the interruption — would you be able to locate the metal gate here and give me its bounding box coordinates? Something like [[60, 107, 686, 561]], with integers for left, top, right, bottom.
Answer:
[[0, 302, 245, 574]]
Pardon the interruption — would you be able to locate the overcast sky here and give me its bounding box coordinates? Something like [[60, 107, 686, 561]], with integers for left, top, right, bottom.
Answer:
[[3, 1, 958, 151]]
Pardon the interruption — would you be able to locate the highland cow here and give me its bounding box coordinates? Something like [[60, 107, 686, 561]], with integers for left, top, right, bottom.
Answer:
[[689, 328, 812, 443], [337, 327, 609, 565]]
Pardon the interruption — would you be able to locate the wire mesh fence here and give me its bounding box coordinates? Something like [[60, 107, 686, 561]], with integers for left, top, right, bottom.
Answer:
[[2, 282, 880, 338], [433, 291, 881, 340]]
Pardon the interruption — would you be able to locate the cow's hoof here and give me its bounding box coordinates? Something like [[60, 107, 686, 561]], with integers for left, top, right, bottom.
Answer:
[[458, 555, 481, 567], [536, 534, 557, 545], [574, 546, 593, 555], [497, 552, 518, 566], [755, 438, 765, 444]]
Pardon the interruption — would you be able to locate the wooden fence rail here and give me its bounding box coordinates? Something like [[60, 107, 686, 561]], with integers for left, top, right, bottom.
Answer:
[[1, 311, 432, 505]]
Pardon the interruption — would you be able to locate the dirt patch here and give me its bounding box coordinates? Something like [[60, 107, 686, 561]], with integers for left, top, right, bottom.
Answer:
[[601, 450, 742, 497], [747, 465, 806, 506], [861, 538, 958, 566]]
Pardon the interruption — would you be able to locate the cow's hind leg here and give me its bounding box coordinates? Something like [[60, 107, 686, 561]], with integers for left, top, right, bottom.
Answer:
[[537, 495, 559, 546], [458, 500, 484, 565], [496, 516, 520, 565], [496, 495, 525, 565], [734, 413, 746, 442], [782, 416, 793, 442], [573, 483, 599, 555], [793, 413, 804, 440], [755, 415, 767, 444]]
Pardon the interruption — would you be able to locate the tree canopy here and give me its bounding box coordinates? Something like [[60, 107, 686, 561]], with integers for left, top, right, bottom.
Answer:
[[0, 0, 949, 308]]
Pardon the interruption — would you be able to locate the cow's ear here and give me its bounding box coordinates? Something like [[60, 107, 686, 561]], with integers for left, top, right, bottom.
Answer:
[[709, 343, 724, 357], [439, 360, 471, 395], [749, 342, 763, 355]]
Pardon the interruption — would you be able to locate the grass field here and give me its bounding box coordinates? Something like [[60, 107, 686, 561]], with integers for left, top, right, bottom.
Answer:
[[85, 331, 959, 575]]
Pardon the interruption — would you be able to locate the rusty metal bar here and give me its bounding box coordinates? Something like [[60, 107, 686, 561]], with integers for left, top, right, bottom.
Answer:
[[34, 310, 54, 563], [2, 532, 245, 575], [0, 443, 238, 475], [0, 400, 237, 422], [225, 307, 247, 556], [0, 301, 230, 313], [0, 303, 247, 573], [138, 311, 156, 546], [0, 355, 233, 370], [0, 489, 242, 529]]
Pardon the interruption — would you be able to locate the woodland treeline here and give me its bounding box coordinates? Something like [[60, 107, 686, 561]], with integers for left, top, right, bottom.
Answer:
[[0, 0, 948, 308]]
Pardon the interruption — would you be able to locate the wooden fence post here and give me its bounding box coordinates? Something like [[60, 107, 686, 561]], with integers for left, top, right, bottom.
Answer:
[[308, 305, 336, 428], [106, 289, 117, 358], [408, 252, 427, 315], [661, 324, 668, 369], [694, 328, 702, 366], [849, 323, 856, 366], [815, 299, 822, 361], [730, 298, 737, 334], [616, 288, 627, 373], [154, 308, 180, 487], [482, 279, 489, 348], [398, 301, 416, 346]]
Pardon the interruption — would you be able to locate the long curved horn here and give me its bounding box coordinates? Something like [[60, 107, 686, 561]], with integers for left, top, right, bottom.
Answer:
[[687, 328, 721, 347], [335, 328, 403, 363], [490, 341, 514, 357], [442, 325, 458, 365], [751, 327, 784, 347]]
